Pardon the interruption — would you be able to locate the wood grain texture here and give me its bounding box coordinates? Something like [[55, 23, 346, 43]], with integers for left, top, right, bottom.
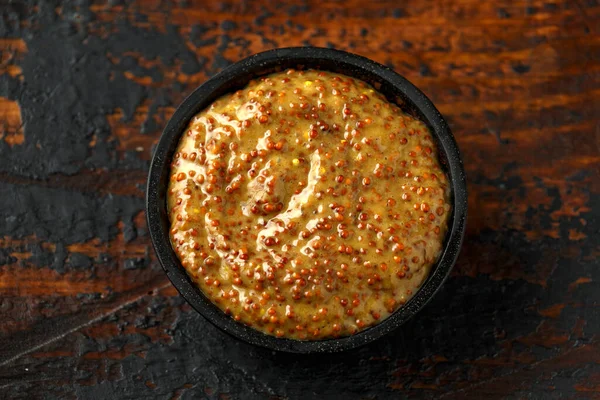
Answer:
[[0, 0, 598, 398]]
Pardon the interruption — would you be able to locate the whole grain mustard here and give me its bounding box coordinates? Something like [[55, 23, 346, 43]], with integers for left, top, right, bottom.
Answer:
[[168, 69, 451, 340]]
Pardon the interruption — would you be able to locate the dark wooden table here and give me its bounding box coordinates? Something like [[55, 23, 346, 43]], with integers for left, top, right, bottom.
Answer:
[[1, 1, 598, 398]]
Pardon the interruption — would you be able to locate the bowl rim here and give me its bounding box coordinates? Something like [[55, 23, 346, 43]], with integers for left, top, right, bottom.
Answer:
[[146, 47, 467, 353]]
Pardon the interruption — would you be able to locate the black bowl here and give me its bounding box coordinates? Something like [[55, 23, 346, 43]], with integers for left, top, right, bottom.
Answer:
[[147, 47, 467, 353]]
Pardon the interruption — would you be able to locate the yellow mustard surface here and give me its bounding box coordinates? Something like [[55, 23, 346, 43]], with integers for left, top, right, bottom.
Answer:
[[167, 69, 451, 340]]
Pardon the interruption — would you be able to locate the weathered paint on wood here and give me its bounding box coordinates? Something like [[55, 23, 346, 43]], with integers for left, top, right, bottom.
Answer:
[[0, 0, 598, 398]]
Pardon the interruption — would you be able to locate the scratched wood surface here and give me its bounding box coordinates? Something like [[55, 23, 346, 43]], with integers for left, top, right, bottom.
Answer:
[[0, 0, 599, 398]]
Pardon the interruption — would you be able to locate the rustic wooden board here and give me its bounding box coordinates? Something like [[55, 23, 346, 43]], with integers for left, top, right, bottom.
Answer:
[[0, 0, 598, 398]]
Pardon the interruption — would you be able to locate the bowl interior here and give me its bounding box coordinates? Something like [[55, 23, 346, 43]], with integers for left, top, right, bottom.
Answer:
[[147, 47, 467, 353]]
